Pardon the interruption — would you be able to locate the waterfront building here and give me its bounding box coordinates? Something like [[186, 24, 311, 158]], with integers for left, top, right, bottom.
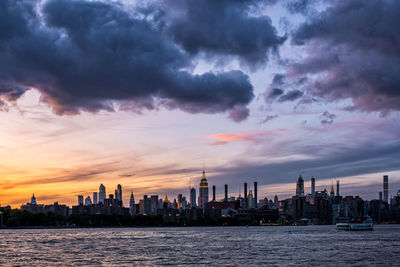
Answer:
[[198, 170, 209, 208], [21, 195, 46, 213], [99, 184, 106, 204], [190, 188, 196, 207], [296, 176, 304, 197]]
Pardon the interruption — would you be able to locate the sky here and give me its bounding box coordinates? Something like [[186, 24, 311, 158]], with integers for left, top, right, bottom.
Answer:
[[1, 0, 400, 207]]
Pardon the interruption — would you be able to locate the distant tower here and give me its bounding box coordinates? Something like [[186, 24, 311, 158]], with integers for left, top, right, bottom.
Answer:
[[379, 191, 383, 201], [190, 188, 196, 207], [212, 185, 216, 202], [129, 192, 135, 215], [336, 180, 340, 197], [93, 192, 98, 204], [254, 182, 258, 208], [383, 175, 388, 202], [85, 196, 92, 206], [248, 190, 253, 209], [198, 170, 209, 208], [117, 184, 122, 203], [224, 184, 228, 202], [31, 194, 37, 205], [99, 184, 106, 204], [330, 183, 335, 198], [177, 194, 183, 209], [274, 195, 279, 207], [163, 195, 170, 209], [311, 177, 316, 197], [244, 183, 248, 208], [78, 195, 84, 205], [296, 176, 304, 197]]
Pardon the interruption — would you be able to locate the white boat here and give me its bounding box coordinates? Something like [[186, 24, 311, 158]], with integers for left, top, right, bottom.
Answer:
[[336, 217, 374, 231]]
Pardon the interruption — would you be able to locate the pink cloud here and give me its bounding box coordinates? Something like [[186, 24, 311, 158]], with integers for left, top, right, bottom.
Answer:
[[208, 130, 286, 145]]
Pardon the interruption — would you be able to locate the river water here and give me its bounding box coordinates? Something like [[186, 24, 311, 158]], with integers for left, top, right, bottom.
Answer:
[[1, 225, 399, 266]]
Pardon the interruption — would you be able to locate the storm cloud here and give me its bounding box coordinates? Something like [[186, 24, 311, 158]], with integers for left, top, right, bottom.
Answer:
[[163, 0, 286, 66], [290, 0, 400, 114], [0, 0, 256, 121]]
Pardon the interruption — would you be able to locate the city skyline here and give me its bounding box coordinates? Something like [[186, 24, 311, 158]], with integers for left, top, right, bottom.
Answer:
[[1, 0, 400, 208], [11, 171, 399, 210]]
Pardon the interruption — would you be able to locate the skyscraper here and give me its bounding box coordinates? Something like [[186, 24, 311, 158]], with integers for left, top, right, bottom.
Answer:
[[117, 184, 122, 203], [177, 194, 183, 209], [254, 181, 258, 208], [336, 180, 340, 197], [78, 195, 84, 205], [93, 192, 98, 204], [85, 196, 92, 206], [248, 190, 253, 209], [99, 184, 106, 204], [129, 192, 135, 215], [150, 195, 159, 215], [296, 176, 304, 197], [198, 170, 209, 208], [224, 184, 228, 202], [190, 188, 196, 207], [383, 175, 388, 202], [311, 177, 316, 197], [244, 183, 248, 209], [212, 185, 216, 202], [330, 183, 335, 198]]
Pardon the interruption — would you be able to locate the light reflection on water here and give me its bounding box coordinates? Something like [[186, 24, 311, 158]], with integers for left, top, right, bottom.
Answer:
[[1, 225, 399, 266]]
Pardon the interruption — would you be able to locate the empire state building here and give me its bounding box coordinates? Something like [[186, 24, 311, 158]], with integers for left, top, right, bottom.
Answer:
[[198, 170, 209, 208]]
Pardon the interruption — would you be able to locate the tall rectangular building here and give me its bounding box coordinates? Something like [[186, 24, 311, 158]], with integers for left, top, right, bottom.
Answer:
[[99, 184, 106, 204], [311, 177, 316, 197], [78, 195, 84, 206], [383, 175, 388, 202], [336, 180, 339, 197], [190, 188, 196, 207], [93, 192, 98, 204]]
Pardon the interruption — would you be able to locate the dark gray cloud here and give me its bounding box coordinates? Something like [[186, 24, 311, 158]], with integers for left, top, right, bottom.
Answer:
[[290, 0, 400, 114], [163, 0, 286, 66], [0, 0, 255, 121], [278, 90, 303, 102], [260, 114, 278, 124], [268, 88, 284, 99], [320, 110, 336, 124]]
